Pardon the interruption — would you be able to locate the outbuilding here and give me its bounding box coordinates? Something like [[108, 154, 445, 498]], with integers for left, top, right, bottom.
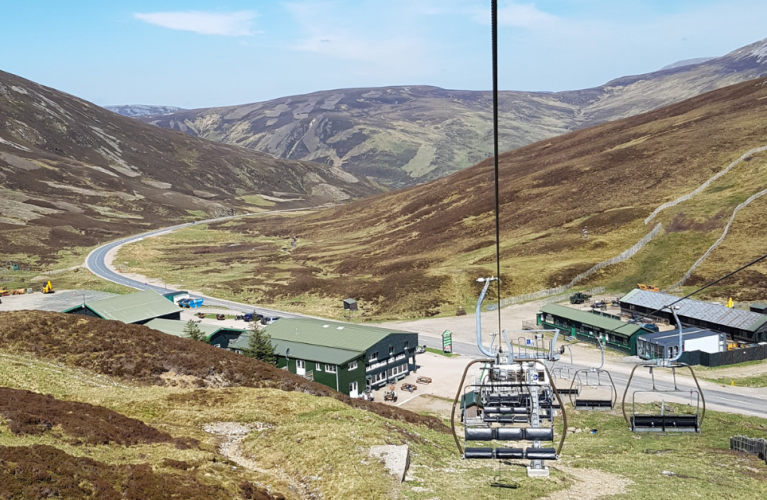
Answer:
[[63, 289, 181, 325], [144, 318, 245, 349], [537, 303, 651, 355], [343, 298, 358, 311], [636, 327, 726, 360], [230, 318, 418, 397], [620, 289, 767, 343]]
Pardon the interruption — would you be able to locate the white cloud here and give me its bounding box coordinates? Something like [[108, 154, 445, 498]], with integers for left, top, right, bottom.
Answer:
[[134, 11, 258, 36]]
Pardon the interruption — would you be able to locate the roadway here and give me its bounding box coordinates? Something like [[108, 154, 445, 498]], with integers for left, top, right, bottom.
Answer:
[[85, 212, 305, 318]]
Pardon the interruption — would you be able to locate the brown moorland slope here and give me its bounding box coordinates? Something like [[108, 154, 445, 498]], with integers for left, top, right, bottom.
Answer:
[[121, 77, 767, 318], [0, 69, 378, 266], [141, 38, 767, 188], [0, 388, 177, 446], [0, 311, 446, 431]]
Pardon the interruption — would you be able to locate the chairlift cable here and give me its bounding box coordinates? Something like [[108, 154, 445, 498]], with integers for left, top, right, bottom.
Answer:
[[491, 0, 503, 335]]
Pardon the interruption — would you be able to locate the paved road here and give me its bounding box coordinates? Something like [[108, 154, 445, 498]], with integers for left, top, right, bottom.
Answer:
[[417, 334, 767, 417], [85, 212, 306, 318]]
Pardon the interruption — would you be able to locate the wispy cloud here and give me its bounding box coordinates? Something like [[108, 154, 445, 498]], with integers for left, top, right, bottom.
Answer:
[[133, 11, 258, 36], [283, 1, 435, 78]]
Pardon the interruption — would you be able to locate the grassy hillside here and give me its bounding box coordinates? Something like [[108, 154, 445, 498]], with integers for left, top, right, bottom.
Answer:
[[118, 77, 767, 319], [0, 69, 379, 273], [1, 311, 766, 498], [141, 38, 767, 188]]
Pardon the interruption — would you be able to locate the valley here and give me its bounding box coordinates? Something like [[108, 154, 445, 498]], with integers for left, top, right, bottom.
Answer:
[[3, 7, 767, 498], [0, 69, 379, 277], [116, 77, 767, 320]]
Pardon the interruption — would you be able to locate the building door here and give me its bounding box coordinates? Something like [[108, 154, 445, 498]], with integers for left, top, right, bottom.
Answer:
[[349, 381, 358, 398], [296, 359, 305, 376]]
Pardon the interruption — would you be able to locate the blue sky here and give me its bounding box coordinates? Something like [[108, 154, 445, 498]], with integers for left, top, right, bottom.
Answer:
[[1, 1, 767, 108]]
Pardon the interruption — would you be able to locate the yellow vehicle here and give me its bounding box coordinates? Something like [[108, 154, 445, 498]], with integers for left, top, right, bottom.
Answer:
[[637, 284, 660, 292], [0, 286, 7, 297], [727, 341, 739, 351], [42, 281, 54, 294]]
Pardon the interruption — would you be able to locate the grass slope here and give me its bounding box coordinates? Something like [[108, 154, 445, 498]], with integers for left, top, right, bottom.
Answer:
[[1, 327, 766, 498], [119, 77, 767, 319]]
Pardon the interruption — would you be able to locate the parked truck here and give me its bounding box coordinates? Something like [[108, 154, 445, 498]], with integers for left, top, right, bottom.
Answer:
[[569, 292, 592, 304]]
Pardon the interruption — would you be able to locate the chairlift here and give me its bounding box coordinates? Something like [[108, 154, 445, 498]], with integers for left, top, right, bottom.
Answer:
[[450, 277, 567, 478], [621, 306, 706, 433], [568, 337, 617, 410]]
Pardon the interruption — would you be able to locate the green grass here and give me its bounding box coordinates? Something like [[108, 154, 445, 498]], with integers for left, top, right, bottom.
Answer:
[[424, 347, 458, 357], [704, 373, 767, 388], [238, 194, 276, 207]]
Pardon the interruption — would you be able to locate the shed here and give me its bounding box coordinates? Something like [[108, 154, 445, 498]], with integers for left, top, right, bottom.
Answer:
[[144, 318, 245, 349], [636, 327, 725, 360], [343, 298, 358, 311], [751, 303, 767, 315], [62, 290, 181, 325], [538, 303, 650, 355]]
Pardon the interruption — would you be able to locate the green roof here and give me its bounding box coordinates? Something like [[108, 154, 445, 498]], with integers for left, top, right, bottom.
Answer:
[[230, 334, 362, 365], [69, 290, 181, 324], [144, 318, 245, 341], [263, 318, 414, 352], [540, 303, 646, 338]]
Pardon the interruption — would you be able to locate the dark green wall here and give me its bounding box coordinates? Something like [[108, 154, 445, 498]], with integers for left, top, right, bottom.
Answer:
[[277, 355, 366, 395]]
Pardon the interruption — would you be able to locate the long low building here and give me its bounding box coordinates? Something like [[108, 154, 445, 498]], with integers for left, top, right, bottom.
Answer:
[[144, 318, 245, 349], [63, 290, 181, 325], [230, 318, 418, 397], [620, 289, 767, 344], [537, 303, 651, 355]]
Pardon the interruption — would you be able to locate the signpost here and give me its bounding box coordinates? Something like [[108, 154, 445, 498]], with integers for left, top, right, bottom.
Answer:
[[442, 330, 453, 354]]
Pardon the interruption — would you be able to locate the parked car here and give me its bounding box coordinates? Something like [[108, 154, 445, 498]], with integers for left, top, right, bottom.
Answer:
[[415, 345, 426, 354], [261, 316, 280, 325]]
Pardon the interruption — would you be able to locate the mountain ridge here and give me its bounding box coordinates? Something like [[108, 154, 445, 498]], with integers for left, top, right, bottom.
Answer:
[[138, 37, 767, 188]]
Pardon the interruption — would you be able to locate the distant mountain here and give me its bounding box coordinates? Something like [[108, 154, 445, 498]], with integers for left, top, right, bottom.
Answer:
[[105, 104, 186, 117], [141, 37, 767, 188], [660, 57, 716, 70], [0, 70, 378, 264]]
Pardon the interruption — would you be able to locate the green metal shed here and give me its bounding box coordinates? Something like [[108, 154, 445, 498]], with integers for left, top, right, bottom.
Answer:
[[62, 290, 181, 325], [537, 303, 649, 355]]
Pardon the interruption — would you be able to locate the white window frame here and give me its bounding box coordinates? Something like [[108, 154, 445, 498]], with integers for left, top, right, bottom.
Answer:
[[348, 360, 358, 371], [369, 352, 378, 361], [315, 362, 323, 372], [296, 359, 305, 369], [389, 346, 394, 356], [325, 364, 337, 373]]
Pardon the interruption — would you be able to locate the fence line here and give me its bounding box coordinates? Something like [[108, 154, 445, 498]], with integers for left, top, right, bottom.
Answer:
[[730, 436, 767, 464], [645, 145, 767, 225], [488, 223, 661, 309], [669, 187, 767, 289]]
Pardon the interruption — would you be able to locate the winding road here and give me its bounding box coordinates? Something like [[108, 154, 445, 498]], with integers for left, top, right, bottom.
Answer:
[[85, 212, 304, 318], [85, 216, 767, 419]]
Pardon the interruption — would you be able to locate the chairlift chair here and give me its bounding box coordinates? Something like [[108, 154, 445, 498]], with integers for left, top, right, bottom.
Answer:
[[568, 337, 617, 410], [450, 277, 567, 477], [621, 306, 706, 433]]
